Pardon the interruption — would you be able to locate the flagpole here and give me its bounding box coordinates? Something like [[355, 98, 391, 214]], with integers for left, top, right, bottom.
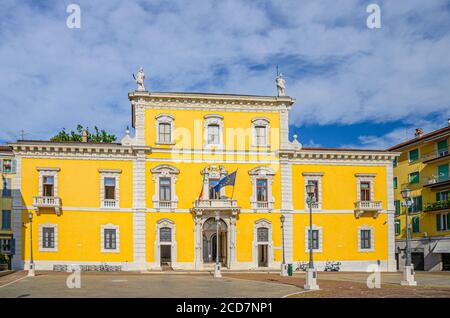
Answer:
[[231, 169, 238, 199]]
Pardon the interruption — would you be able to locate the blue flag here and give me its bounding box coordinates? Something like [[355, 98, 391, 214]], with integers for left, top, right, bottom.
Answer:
[[213, 171, 237, 193]]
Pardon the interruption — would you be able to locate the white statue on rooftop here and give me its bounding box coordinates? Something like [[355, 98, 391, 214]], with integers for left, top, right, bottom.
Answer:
[[133, 67, 146, 92], [276, 73, 286, 96]]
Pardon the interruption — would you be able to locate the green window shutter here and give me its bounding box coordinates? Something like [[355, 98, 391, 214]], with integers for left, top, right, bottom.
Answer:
[[436, 192, 441, 202], [437, 139, 448, 153], [393, 177, 398, 189], [395, 220, 401, 235], [395, 200, 401, 216], [409, 172, 419, 184], [418, 195, 423, 211], [447, 214, 450, 231], [409, 149, 419, 162], [412, 216, 420, 233], [436, 214, 442, 231], [437, 164, 449, 182]]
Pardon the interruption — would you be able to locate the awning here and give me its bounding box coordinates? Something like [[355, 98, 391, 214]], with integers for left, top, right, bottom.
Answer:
[[432, 240, 450, 253]]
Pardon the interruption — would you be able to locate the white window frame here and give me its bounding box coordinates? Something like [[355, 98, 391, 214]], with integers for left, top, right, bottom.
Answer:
[[151, 164, 179, 210], [252, 219, 274, 268], [154, 218, 177, 267], [39, 222, 58, 252], [358, 225, 375, 252], [200, 165, 228, 200], [99, 169, 121, 209], [304, 225, 323, 253], [204, 114, 224, 149], [37, 167, 60, 197], [251, 117, 270, 148], [355, 174, 376, 201], [155, 114, 175, 145], [100, 223, 120, 253], [303, 172, 324, 210], [249, 166, 275, 211]]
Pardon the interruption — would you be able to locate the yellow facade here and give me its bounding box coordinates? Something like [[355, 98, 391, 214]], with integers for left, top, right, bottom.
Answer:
[[8, 91, 397, 272], [390, 126, 450, 271]]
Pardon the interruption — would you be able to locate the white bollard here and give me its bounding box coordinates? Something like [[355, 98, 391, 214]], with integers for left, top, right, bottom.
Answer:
[[280, 263, 289, 277], [214, 263, 222, 278], [304, 267, 319, 290], [401, 265, 417, 286]]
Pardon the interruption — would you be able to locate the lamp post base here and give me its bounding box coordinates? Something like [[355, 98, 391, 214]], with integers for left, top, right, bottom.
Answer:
[[304, 267, 319, 290], [400, 265, 417, 286], [280, 263, 288, 277], [28, 263, 35, 277], [214, 263, 222, 278]]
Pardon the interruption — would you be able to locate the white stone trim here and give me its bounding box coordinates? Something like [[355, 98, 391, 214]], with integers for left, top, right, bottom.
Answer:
[[304, 225, 323, 253], [99, 170, 121, 209], [154, 218, 177, 268], [252, 218, 274, 268], [248, 166, 275, 211], [155, 114, 175, 145], [356, 174, 375, 201], [37, 168, 59, 197], [100, 223, 120, 253], [200, 165, 228, 199], [38, 222, 58, 252], [251, 117, 270, 148], [358, 225, 375, 252], [132, 149, 147, 270], [303, 172, 323, 210], [204, 114, 224, 149], [151, 164, 179, 211], [386, 163, 396, 271], [280, 156, 293, 263]]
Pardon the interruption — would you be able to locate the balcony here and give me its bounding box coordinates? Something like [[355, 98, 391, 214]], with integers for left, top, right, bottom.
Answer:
[[423, 175, 450, 189], [153, 200, 177, 210], [424, 200, 450, 213], [33, 196, 61, 215], [354, 200, 382, 218], [251, 201, 275, 210], [192, 198, 240, 216], [101, 199, 118, 209], [422, 147, 449, 163]]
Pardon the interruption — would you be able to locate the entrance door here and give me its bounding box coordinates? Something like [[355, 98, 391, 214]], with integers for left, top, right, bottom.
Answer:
[[411, 252, 425, 270], [160, 245, 171, 265], [442, 253, 450, 271], [258, 245, 268, 267]]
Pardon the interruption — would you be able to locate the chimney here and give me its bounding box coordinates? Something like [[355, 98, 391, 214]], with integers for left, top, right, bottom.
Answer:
[[82, 130, 88, 142], [414, 128, 424, 138]]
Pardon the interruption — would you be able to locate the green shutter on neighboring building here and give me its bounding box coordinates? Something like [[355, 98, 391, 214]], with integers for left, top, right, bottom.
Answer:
[[412, 216, 420, 233], [409, 149, 419, 162], [436, 214, 442, 231], [417, 195, 422, 212], [393, 177, 398, 189], [447, 214, 450, 231], [437, 164, 449, 182], [437, 139, 448, 153], [395, 200, 401, 216], [395, 220, 401, 235], [409, 172, 420, 184]]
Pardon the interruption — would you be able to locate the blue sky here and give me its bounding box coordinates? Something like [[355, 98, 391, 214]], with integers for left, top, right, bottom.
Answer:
[[0, 0, 449, 149]]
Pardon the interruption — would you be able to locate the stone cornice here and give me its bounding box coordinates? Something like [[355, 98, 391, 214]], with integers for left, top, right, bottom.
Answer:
[[279, 148, 399, 163]]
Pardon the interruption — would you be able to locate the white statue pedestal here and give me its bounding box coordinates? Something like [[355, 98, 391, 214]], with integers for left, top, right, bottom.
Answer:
[[304, 267, 319, 290], [401, 265, 417, 286], [214, 263, 222, 278], [280, 263, 288, 277], [28, 263, 35, 277]]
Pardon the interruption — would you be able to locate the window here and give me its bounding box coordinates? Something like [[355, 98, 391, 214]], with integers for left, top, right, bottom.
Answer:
[[408, 172, 420, 184], [395, 219, 401, 236], [412, 216, 420, 233], [256, 179, 268, 202], [395, 200, 401, 216], [360, 229, 372, 250], [257, 227, 269, 242], [2, 178, 11, 197], [159, 177, 171, 202], [43, 227, 55, 248], [360, 181, 371, 201], [0, 239, 11, 253], [43, 176, 54, 197], [307, 229, 320, 250], [209, 178, 220, 199], [393, 177, 398, 189], [437, 164, 449, 182], [1, 210, 11, 230], [160, 227, 172, 243], [437, 139, 448, 157], [104, 177, 116, 200], [436, 213, 449, 231], [411, 196, 422, 213], [408, 149, 419, 162], [207, 124, 220, 145], [104, 229, 117, 250], [393, 157, 398, 167], [255, 126, 267, 146], [158, 123, 171, 144], [436, 191, 450, 202], [2, 160, 12, 173]]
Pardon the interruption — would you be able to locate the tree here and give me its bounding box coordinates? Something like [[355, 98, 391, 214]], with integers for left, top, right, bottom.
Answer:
[[50, 124, 117, 143]]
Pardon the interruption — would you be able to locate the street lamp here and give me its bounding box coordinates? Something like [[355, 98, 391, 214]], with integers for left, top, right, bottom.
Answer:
[[28, 212, 35, 277], [280, 215, 288, 276], [400, 187, 417, 286], [304, 181, 319, 290], [214, 215, 222, 278]]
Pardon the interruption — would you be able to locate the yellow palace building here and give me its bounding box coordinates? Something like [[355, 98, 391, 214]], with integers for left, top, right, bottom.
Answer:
[[9, 74, 398, 272]]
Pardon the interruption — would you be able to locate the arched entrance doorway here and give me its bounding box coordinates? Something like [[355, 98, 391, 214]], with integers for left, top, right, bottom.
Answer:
[[202, 217, 227, 265]]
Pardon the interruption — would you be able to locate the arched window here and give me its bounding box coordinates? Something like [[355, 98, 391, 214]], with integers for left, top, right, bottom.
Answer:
[[160, 227, 172, 243]]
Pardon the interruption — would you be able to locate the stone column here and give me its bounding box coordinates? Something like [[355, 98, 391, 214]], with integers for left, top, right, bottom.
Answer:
[[386, 162, 396, 272], [279, 105, 290, 150], [134, 103, 146, 146], [228, 217, 237, 269], [12, 156, 24, 270], [194, 215, 203, 270], [280, 155, 294, 263], [132, 149, 147, 270]]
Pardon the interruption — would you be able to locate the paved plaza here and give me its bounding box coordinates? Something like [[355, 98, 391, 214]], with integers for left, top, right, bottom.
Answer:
[[0, 271, 449, 298]]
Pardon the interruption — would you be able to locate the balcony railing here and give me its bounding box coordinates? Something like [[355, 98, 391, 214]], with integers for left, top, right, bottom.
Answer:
[[101, 199, 118, 209], [153, 200, 177, 210], [424, 199, 450, 212], [354, 200, 382, 218], [251, 201, 274, 210], [422, 147, 449, 162], [33, 196, 61, 215], [193, 199, 238, 209], [423, 174, 450, 187]]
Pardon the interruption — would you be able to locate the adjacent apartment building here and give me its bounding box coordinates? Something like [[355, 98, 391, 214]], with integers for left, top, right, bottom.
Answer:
[[389, 122, 450, 271], [1, 145, 15, 268], [9, 85, 398, 272]]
